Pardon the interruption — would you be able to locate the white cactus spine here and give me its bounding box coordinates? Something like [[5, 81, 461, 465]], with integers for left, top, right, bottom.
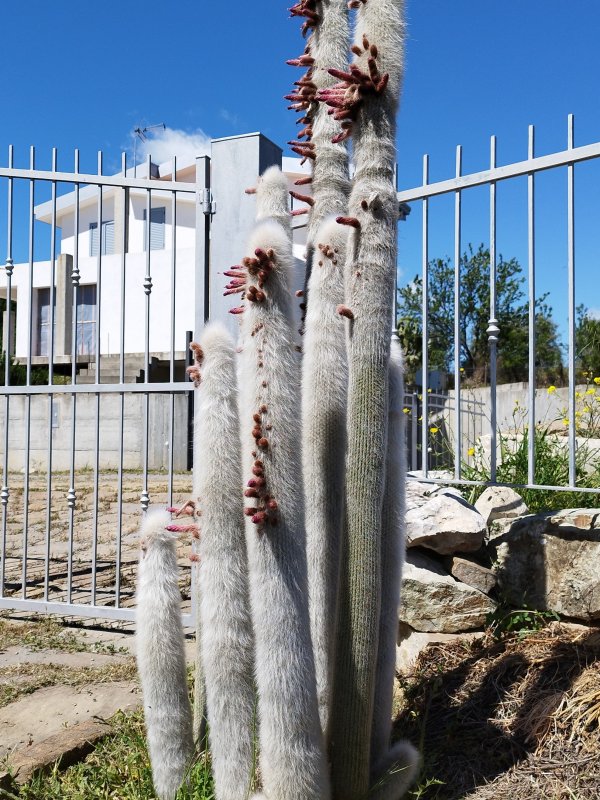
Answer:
[[237, 218, 330, 800], [195, 322, 256, 800], [370, 335, 419, 798], [136, 509, 194, 800], [328, 1, 408, 797], [255, 165, 293, 238], [302, 215, 348, 740]]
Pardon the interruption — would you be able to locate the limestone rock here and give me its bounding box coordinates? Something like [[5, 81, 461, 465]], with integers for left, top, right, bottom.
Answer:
[[399, 550, 496, 633], [475, 486, 529, 526], [395, 623, 483, 674], [490, 509, 600, 621], [445, 555, 496, 595], [406, 493, 486, 555]]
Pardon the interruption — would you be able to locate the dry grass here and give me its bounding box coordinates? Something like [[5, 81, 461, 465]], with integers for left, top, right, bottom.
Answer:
[[397, 622, 600, 799], [0, 660, 138, 709]]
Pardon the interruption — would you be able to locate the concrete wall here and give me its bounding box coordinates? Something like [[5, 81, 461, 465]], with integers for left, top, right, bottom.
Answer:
[[208, 133, 284, 338], [0, 392, 190, 472]]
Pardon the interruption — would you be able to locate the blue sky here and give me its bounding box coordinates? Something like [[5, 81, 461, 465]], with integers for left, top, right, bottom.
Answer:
[[1, 1, 600, 331]]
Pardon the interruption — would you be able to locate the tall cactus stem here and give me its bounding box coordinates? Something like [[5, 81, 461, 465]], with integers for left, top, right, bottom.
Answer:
[[255, 165, 293, 239], [302, 215, 349, 741], [368, 741, 420, 800], [238, 218, 330, 800], [328, 1, 406, 798], [370, 335, 419, 796], [288, 0, 350, 327], [136, 509, 194, 800], [194, 322, 256, 800]]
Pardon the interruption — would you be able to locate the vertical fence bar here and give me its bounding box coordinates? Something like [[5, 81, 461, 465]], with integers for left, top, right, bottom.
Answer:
[[43, 149, 58, 601], [23, 146, 36, 599], [91, 151, 103, 606], [66, 150, 80, 604], [527, 126, 537, 486], [453, 145, 462, 479], [411, 392, 418, 470], [140, 155, 152, 517], [567, 114, 576, 487], [421, 154, 429, 477], [115, 152, 128, 609], [1, 145, 15, 596], [487, 136, 499, 483], [168, 157, 177, 506]]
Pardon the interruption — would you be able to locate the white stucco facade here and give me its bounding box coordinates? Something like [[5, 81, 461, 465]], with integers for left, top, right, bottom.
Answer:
[[0, 136, 311, 371]]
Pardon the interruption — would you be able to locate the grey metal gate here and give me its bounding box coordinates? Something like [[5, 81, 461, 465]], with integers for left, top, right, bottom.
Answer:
[[398, 114, 600, 498], [0, 147, 210, 623]]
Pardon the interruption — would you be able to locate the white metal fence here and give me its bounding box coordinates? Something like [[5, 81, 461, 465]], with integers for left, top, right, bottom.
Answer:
[[1, 116, 599, 624], [398, 114, 600, 498], [0, 148, 210, 623]]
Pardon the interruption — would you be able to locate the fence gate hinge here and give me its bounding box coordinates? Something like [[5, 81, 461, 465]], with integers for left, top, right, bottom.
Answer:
[[198, 189, 216, 215]]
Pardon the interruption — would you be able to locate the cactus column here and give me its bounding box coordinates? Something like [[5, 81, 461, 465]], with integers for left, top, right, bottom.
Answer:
[[323, 1, 407, 797]]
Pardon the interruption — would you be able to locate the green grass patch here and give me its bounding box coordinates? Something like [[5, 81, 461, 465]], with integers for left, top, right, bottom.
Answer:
[[3, 709, 214, 800]]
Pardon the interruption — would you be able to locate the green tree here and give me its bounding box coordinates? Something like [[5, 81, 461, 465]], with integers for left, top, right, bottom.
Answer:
[[576, 305, 600, 378], [396, 244, 564, 386]]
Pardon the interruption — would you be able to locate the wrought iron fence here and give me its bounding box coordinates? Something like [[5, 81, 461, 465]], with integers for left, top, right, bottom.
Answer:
[[0, 147, 209, 623], [398, 114, 600, 497]]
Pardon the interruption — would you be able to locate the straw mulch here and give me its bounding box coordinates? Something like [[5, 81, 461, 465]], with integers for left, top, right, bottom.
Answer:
[[394, 622, 600, 799]]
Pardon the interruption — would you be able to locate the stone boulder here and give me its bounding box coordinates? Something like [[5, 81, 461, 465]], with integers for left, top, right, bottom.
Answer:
[[445, 555, 496, 595], [489, 509, 600, 621], [399, 550, 496, 633], [406, 492, 486, 555], [395, 623, 483, 674], [475, 486, 529, 526]]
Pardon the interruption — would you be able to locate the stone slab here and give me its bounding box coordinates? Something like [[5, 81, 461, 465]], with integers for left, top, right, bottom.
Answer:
[[0, 646, 129, 669], [396, 623, 483, 674], [0, 681, 140, 761], [400, 550, 496, 633], [406, 493, 486, 555]]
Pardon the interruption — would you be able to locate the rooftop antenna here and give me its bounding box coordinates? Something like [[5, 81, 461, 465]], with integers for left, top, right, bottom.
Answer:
[[133, 122, 166, 176]]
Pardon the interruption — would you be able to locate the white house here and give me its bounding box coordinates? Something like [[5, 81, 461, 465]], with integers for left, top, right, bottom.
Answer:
[[0, 133, 311, 383]]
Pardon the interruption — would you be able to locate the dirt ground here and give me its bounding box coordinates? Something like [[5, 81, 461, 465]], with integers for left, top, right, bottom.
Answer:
[[395, 621, 600, 799], [1, 471, 195, 613]]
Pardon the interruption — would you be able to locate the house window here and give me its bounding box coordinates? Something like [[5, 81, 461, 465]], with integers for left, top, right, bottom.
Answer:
[[76, 285, 97, 356], [89, 220, 114, 257], [143, 207, 165, 251], [36, 288, 56, 356]]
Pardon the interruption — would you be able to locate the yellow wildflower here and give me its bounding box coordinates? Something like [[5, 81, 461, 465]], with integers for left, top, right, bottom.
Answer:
[[467, 447, 475, 457], [563, 418, 569, 426], [402, 407, 410, 414], [584, 406, 591, 413], [429, 426, 439, 434], [594, 377, 600, 385], [575, 391, 582, 398], [547, 385, 557, 394], [586, 388, 595, 395]]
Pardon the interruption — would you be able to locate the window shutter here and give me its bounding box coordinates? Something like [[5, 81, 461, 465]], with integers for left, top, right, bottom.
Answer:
[[90, 221, 114, 256], [89, 222, 99, 257], [103, 220, 114, 255], [143, 207, 165, 251]]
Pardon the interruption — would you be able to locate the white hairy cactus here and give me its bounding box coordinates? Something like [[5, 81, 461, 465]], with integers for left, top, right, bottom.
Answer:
[[369, 741, 420, 800], [136, 509, 194, 800], [325, 1, 408, 797], [302, 214, 348, 740], [194, 322, 256, 800], [287, 0, 351, 323], [255, 165, 293, 237], [370, 335, 419, 796], [237, 219, 330, 800]]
